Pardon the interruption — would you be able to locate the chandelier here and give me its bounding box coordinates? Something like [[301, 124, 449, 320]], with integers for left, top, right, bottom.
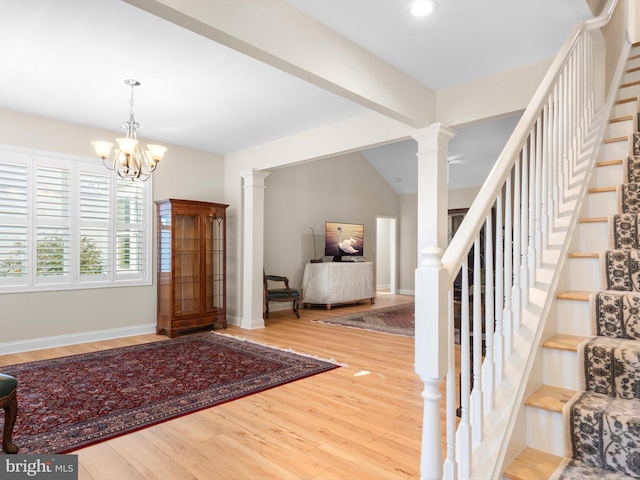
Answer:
[[92, 79, 167, 181]]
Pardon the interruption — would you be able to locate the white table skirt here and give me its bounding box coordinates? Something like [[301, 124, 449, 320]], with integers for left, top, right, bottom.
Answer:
[[302, 261, 375, 308]]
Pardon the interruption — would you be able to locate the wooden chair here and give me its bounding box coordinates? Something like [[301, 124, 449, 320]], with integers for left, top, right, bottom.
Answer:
[[0, 373, 19, 454], [264, 271, 300, 319]]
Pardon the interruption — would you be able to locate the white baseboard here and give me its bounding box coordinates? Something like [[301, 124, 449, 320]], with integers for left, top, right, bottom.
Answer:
[[0, 324, 157, 355], [397, 289, 415, 296]]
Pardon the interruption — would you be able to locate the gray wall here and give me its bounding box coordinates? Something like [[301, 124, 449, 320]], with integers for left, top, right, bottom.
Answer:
[[263, 151, 399, 291]]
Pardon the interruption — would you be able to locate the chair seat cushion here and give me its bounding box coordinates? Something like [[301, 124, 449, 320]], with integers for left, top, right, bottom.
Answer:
[[267, 289, 300, 300], [0, 374, 17, 397]]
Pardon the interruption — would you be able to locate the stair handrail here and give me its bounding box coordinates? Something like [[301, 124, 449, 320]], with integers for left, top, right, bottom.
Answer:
[[441, 0, 618, 277]]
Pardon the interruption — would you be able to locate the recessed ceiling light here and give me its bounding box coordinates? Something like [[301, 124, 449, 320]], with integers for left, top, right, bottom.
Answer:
[[410, 0, 436, 17]]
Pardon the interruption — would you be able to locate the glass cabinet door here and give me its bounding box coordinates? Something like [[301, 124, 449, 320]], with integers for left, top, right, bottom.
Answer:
[[205, 214, 225, 313], [174, 213, 200, 316]]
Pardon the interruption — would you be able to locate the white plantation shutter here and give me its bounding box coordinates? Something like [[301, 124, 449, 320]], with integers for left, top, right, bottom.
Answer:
[[0, 146, 151, 292], [116, 180, 144, 277], [35, 165, 71, 283], [0, 161, 28, 284], [79, 170, 110, 279]]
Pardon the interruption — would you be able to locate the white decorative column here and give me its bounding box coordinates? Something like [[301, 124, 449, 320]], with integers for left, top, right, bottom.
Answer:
[[240, 169, 270, 329], [411, 123, 456, 480]]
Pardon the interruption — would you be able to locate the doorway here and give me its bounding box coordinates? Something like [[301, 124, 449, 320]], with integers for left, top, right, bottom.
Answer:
[[376, 216, 397, 294]]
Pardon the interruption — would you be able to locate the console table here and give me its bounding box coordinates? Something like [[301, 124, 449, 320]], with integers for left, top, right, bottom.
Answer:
[[302, 261, 375, 309]]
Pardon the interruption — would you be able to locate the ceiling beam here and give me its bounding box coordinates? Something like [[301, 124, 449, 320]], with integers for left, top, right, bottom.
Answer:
[[124, 0, 436, 128]]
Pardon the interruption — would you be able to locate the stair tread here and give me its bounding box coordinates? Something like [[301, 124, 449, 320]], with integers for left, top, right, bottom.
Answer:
[[557, 290, 591, 301], [621, 79, 640, 88], [543, 333, 589, 351], [525, 385, 577, 412], [568, 252, 599, 258], [503, 448, 563, 480], [603, 136, 628, 144], [609, 115, 634, 123], [596, 159, 623, 167], [579, 217, 608, 223], [588, 186, 616, 193], [614, 96, 638, 105]]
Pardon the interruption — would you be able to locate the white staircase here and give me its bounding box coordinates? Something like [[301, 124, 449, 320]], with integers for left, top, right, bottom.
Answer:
[[503, 48, 640, 480]]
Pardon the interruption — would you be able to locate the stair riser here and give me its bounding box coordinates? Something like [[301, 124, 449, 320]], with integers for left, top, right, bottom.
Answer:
[[567, 257, 600, 291], [622, 68, 640, 85], [586, 191, 617, 217], [555, 299, 592, 337], [577, 221, 609, 251], [617, 84, 640, 102], [524, 407, 565, 456], [602, 140, 629, 161], [607, 119, 635, 138], [627, 56, 640, 69], [543, 348, 579, 390], [593, 163, 622, 188], [613, 100, 639, 119]]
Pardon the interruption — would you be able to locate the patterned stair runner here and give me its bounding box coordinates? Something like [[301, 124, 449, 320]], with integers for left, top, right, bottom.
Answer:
[[592, 291, 640, 339], [551, 66, 640, 478]]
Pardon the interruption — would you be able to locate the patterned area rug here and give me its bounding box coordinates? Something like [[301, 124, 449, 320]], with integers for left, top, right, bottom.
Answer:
[[0, 333, 339, 455], [312, 303, 414, 336]]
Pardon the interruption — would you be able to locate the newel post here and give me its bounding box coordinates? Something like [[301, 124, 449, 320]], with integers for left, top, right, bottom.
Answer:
[[412, 124, 456, 480]]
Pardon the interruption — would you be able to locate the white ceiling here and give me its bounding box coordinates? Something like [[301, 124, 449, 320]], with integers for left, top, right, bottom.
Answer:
[[0, 0, 593, 193]]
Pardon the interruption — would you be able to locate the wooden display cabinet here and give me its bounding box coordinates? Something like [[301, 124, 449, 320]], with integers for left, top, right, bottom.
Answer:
[[156, 199, 228, 338]]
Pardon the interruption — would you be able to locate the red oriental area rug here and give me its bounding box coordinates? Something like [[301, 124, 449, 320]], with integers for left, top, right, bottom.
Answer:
[[313, 303, 415, 337], [0, 333, 339, 455]]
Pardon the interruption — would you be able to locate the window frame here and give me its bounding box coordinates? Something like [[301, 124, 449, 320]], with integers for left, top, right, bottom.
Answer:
[[0, 145, 153, 294]]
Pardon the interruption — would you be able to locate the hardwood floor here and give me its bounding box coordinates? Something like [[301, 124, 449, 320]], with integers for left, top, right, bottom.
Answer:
[[1, 293, 432, 480]]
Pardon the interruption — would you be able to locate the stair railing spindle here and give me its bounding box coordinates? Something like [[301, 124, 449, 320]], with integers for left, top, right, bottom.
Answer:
[[528, 129, 537, 286], [521, 141, 530, 307], [483, 211, 495, 414], [535, 117, 543, 267], [459, 259, 472, 479], [494, 191, 505, 382], [444, 288, 457, 480], [568, 50, 578, 185], [561, 69, 569, 196], [513, 156, 522, 331], [541, 103, 549, 245], [504, 174, 513, 357], [575, 41, 586, 170], [555, 71, 564, 200], [551, 87, 561, 221], [472, 235, 483, 446], [567, 53, 577, 182], [546, 101, 555, 236]]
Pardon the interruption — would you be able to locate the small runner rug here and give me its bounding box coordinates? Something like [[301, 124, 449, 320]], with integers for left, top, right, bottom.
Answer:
[[312, 303, 415, 337], [1, 333, 339, 455]]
